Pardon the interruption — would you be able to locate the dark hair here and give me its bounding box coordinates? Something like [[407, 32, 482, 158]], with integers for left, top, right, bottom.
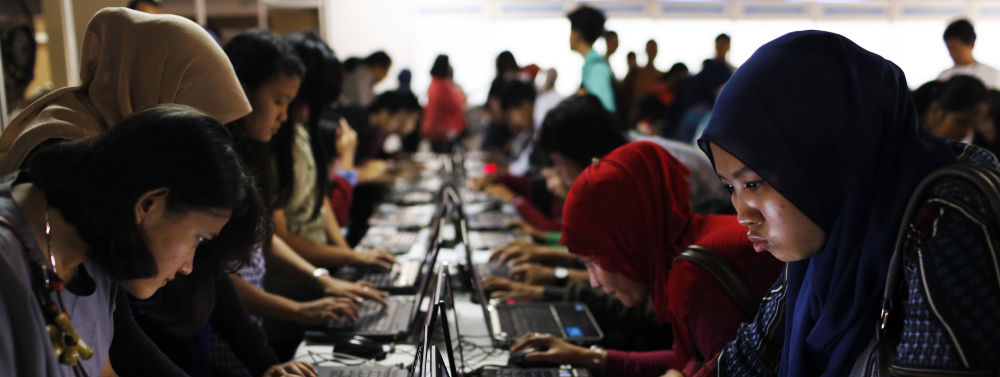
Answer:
[[370, 91, 421, 114], [666, 62, 689, 77], [912, 80, 942, 125], [716, 33, 731, 43], [224, 29, 305, 95], [224, 29, 304, 210], [126, 0, 160, 10], [567, 6, 606, 45], [944, 19, 976, 44], [430, 54, 452, 79], [343, 57, 362, 73], [604, 30, 617, 38], [626, 51, 636, 59], [364, 51, 392, 68], [496, 51, 518, 77], [937, 75, 987, 113], [28, 104, 269, 281], [539, 94, 627, 168], [500, 80, 536, 111], [271, 30, 343, 220]]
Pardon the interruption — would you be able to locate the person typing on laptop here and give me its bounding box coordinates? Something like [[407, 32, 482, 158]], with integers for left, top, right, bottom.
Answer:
[[508, 142, 781, 376]]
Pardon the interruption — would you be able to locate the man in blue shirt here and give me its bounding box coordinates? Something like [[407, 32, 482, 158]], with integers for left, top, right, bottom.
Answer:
[[567, 6, 616, 113]]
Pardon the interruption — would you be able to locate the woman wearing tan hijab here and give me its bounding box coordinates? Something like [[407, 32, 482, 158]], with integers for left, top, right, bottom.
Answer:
[[0, 8, 322, 377], [0, 7, 250, 174]]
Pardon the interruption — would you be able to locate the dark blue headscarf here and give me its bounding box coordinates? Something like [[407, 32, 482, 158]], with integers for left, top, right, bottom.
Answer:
[[698, 31, 955, 376]]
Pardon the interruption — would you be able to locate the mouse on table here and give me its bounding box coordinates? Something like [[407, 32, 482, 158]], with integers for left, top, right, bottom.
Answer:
[[507, 348, 561, 368], [333, 335, 386, 360]]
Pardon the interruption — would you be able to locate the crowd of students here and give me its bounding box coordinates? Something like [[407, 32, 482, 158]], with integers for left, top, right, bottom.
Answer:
[[0, 2, 998, 377]]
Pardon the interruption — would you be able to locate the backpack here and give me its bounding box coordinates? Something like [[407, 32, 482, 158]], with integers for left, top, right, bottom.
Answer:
[[852, 161, 1000, 376]]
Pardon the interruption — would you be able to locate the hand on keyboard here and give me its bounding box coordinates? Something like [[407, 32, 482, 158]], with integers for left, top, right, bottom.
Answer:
[[510, 333, 596, 370], [262, 360, 318, 377], [319, 277, 389, 306], [481, 276, 544, 302], [509, 264, 557, 286], [295, 296, 360, 326], [353, 249, 398, 270]]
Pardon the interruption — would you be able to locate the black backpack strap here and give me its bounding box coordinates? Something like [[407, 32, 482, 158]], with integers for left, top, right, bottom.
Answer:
[[879, 163, 1000, 337], [674, 245, 759, 319]]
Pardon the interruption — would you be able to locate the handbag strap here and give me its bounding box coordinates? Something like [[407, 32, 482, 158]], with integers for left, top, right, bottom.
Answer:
[[879, 163, 1000, 337], [674, 245, 759, 319]]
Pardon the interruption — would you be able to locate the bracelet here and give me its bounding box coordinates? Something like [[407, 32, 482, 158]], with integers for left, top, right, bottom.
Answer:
[[312, 267, 330, 281]]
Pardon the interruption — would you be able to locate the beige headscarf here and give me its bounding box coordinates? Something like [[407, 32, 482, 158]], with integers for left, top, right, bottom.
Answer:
[[0, 7, 251, 174]]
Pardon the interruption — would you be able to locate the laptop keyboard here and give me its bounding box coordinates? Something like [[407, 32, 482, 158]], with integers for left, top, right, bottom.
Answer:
[[471, 232, 519, 249], [360, 261, 419, 288], [359, 231, 418, 255], [500, 305, 562, 338], [353, 300, 395, 332], [323, 368, 398, 377], [481, 369, 565, 377], [476, 261, 509, 278], [470, 212, 513, 229]]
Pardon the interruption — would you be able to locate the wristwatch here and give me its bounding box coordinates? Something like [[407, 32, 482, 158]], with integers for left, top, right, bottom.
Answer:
[[312, 267, 331, 281], [553, 267, 570, 285]]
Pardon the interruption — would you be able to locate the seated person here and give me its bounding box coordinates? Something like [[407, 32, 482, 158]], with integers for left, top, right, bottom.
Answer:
[[0, 104, 301, 376], [508, 142, 781, 376], [922, 74, 988, 143], [695, 31, 1000, 376]]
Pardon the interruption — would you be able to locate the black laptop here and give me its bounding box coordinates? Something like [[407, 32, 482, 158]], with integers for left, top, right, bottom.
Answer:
[[338, 194, 447, 293], [428, 266, 591, 377], [324, 220, 443, 340], [447, 189, 604, 347]]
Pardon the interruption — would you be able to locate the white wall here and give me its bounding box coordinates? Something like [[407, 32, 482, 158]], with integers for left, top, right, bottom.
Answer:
[[325, 0, 1000, 106]]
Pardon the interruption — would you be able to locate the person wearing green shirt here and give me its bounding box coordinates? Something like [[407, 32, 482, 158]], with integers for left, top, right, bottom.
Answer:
[[568, 6, 616, 113]]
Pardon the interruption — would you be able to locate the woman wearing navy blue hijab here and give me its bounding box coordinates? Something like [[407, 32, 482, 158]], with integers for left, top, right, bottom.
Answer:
[[694, 31, 1000, 376]]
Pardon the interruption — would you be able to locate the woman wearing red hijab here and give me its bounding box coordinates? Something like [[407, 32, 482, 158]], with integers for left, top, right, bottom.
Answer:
[[509, 141, 782, 376]]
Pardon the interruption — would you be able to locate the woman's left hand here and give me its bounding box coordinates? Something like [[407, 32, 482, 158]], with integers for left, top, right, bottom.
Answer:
[[262, 361, 317, 376], [659, 369, 685, 377]]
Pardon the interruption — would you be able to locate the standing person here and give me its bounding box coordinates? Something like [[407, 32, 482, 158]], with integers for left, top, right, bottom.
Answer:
[[341, 51, 392, 107], [938, 19, 1000, 89], [604, 30, 619, 61], [567, 6, 616, 113], [631, 40, 663, 102], [420, 54, 467, 153], [714, 34, 735, 74], [694, 30, 1000, 376], [0, 104, 272, 377]]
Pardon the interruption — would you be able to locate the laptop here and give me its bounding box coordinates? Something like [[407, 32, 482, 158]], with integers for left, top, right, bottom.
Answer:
[[422, 267, 464, 377], [467, 231, 528, 251], [447, 188, 604, 347], [338, 196, 447, 293], [428, 266, 591, 377], [324, 221, 443, 340], [317, 277, 444, 377], [357, 227, 421, 255], [369, 203, 438, 230]]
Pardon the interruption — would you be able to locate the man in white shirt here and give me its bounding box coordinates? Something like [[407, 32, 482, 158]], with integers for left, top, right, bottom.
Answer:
[[938, 19, 1000, 89]]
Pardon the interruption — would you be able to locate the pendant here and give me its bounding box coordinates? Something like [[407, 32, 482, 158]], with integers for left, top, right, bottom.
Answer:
[[46, 312, 94, 366]]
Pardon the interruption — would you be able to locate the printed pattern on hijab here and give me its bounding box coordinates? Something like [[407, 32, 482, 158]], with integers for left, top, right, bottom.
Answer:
[[697, 31, 956, 376]]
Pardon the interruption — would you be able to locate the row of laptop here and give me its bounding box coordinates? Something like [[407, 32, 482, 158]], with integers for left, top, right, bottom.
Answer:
[[314, 185, 603, 375]]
